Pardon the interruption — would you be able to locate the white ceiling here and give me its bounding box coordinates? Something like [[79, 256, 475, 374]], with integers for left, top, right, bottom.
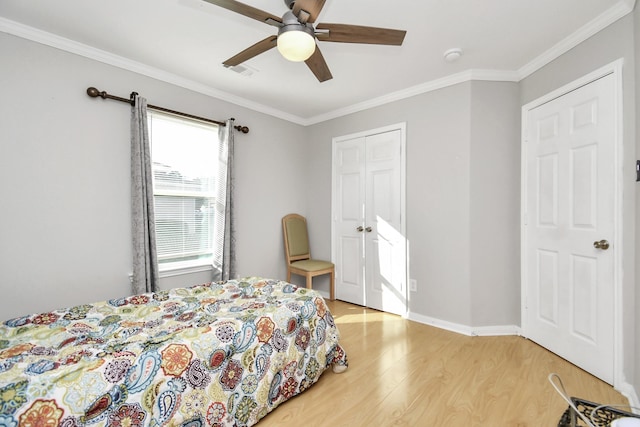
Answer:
[[0, 0, 635, 125]]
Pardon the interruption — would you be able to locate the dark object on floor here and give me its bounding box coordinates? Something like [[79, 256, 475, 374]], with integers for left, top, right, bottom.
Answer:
[[558, 397, 640, 427]]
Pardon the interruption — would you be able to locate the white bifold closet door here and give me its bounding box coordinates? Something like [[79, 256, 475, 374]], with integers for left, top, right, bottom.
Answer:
[[333, 126, 406, 316]]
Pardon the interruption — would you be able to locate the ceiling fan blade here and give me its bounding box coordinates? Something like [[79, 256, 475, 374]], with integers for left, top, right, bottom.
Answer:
[[316, 23, 406, 45], [223, 36, 278, 67], [202, 0, 282, 25], [291, 0, 326, 23], [305, 46, 333, 82]]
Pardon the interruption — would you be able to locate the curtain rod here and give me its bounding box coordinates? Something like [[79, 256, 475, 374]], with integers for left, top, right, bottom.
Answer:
[[86, 87, 249, 134]]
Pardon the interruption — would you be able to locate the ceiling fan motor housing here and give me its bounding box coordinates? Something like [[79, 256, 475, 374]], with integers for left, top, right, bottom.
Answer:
[[284, 0, 296, 10]]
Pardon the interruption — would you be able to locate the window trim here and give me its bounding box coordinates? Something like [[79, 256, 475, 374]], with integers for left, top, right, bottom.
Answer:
[[148, 110, 219, 274], [158, 262, 213, 278]]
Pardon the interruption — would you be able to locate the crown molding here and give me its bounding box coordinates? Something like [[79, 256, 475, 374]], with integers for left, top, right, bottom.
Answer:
[[1, 0, 635, 127], [517, 0, 636, 79], [0, 17, 305, 125], [302, 69, 520, 125], [624, 0, 637, 12]]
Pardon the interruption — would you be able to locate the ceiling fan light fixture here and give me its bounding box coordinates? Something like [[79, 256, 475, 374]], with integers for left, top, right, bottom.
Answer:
[[277, 25, 316, 62]]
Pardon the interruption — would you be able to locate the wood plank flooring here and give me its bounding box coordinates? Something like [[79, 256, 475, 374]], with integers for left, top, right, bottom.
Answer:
[[259, 300, 630, 426]]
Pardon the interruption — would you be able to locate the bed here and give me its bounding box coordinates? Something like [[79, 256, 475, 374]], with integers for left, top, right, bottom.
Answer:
[[0, 277, 348, 426]]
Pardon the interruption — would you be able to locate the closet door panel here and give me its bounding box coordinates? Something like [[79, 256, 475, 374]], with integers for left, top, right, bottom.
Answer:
[[333, 126, 406, 315]]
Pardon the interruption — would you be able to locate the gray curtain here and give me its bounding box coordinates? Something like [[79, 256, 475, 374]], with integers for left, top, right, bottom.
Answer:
[[130, 94, 159, 294], [213, 119, 236, 281]]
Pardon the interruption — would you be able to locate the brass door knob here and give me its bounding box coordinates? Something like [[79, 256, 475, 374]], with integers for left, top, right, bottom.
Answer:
[[593, 240, 610, 250]]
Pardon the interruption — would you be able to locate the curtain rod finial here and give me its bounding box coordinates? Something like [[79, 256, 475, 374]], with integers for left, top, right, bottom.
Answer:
[[86, 87, 106, 99]]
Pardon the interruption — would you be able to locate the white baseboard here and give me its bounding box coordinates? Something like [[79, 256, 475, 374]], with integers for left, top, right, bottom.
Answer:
[[617, 381, 640, 414], [407, 311, 521, 337]]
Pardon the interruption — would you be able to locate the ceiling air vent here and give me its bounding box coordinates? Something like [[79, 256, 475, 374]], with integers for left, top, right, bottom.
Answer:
[[225, 64, 257, 76]]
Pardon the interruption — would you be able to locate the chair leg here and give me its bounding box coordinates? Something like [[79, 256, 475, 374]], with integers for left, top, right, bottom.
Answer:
[[306, 275, 313, 290], [287, 269, 291, 283], [330, 270, 335, 301]]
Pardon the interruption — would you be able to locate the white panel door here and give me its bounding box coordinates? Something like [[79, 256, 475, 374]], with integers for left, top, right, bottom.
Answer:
[[333, 126, 406, 315], [364, 130, 406, 315], [523, 73, 616, 384], [334, 137, 366, 306]]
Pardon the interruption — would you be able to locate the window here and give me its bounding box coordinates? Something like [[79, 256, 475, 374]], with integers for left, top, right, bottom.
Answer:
[[148, 111, 219, 272]]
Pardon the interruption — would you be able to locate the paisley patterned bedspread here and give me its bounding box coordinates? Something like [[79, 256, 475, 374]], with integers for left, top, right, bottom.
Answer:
[[0, 277, 348, 426]]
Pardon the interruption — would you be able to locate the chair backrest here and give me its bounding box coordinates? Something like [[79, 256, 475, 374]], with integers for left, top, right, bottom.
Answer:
[[282, 213, 311, 263]]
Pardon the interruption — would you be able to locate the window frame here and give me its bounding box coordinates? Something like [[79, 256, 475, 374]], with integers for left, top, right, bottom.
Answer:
[[147, 109, 220, 275]]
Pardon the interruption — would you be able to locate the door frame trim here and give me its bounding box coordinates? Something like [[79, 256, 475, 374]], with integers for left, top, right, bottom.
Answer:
[[520, 59, 624, 387], [331, 122, 407, 313]]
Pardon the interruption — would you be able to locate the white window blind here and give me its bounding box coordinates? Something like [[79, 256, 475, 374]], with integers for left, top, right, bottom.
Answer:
[[148, 111, 219, 271]]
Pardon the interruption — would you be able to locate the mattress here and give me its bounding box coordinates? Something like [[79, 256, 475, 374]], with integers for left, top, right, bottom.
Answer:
[[0, 277, 347, 426]]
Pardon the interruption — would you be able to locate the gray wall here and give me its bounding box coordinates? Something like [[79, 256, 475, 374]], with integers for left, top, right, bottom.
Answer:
[[1, 31, 523, 330], [306, 80, 521, 328], [469, 82, 521, 327], [0, 32, 307, 319], [520, 12, 637, 396]]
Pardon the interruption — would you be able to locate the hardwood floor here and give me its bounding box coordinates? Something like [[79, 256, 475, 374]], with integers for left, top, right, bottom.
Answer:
[[259, 300, 630, 426]]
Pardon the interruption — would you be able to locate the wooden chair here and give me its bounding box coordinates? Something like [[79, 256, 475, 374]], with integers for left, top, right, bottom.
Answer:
[[282, 213, 335, 300]]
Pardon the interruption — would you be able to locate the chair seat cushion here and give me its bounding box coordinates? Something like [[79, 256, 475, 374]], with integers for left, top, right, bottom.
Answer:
[[291, 259, 334, 272]]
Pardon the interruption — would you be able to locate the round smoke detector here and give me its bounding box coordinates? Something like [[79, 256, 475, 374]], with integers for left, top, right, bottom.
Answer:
[[444, 48, 463, 62]]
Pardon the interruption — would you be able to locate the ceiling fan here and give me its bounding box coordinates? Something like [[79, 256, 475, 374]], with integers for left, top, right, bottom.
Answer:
[[203, 0, 407, 82]]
